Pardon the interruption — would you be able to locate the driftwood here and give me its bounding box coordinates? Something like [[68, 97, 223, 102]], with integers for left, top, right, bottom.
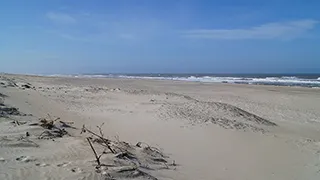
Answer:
[[38, 128, 69, 139], [37, 115, 72, 139], [87, 137, 101, 166], [5, 109, 174, 179], [82, 124, 175, 180], [0, 106, 25, 117], [39, 114, 60, 129], [59, 121, 76, 129], [11, 120, 27, 126], [81, 124, 115, 154]]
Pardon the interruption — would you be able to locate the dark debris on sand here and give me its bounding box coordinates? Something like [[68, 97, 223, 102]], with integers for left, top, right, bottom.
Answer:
[[0, 92, 7, 98], [0, 95, 27, 118], [81, 124, 176, 180]]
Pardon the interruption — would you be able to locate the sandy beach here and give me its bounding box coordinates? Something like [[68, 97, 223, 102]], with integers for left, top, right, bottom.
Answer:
[[1, 74, 320, 180]]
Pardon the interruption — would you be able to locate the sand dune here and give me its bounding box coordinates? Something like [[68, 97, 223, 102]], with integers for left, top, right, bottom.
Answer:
[[160, 96, 277, 132]]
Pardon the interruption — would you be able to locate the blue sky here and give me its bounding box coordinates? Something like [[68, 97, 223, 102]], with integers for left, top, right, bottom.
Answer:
[[1, 0, 320, 74]]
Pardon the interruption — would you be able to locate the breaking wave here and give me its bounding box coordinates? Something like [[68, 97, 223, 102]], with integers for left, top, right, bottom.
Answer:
[[48, 74, 320, 88]]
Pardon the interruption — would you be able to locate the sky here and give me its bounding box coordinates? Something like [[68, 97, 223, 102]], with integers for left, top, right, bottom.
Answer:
[[1, 0, 320, 74]]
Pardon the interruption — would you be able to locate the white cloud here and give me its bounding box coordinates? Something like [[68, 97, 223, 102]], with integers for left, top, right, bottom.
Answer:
[[182, 19, 318, 40], [46, 12, 76, 24]]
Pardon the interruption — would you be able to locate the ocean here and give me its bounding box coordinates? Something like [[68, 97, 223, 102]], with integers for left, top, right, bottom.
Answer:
[[53, 73, 320, 88]]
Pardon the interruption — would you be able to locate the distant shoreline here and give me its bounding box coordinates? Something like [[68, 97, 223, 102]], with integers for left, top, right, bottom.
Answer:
[[2, 72, 320, 88], [20, 73, 319, 88]]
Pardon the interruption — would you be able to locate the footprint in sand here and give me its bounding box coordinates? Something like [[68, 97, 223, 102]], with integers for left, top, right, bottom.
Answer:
[[16, 156, 36, 163]]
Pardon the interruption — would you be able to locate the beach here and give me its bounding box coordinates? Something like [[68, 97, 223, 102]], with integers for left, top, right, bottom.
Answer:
[[1, 74, 320, 180]]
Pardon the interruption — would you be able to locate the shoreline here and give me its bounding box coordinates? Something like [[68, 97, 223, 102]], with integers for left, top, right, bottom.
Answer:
[[3, 72, 320, 89]]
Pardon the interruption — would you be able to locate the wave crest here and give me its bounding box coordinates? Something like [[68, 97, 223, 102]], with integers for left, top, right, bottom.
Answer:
[[47, 74, 320, 87]]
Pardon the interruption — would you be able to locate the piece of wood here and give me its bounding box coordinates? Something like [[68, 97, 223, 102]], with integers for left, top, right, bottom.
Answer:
[[82, 125, 116, 154], [87, 137, 101, 166]]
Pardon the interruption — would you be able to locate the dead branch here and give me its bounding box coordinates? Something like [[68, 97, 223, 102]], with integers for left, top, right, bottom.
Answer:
[[59, 121, 76, 129], [98, 148, 107, 160], [87, 137, 101, 166], [39, 114, 61, 129], [36, 115, 74, 139], [81, 124, 115, 154], [10, 120, 27, 126], [163, 163, 169, 169], [15, 120, 20, 126], [38, 128, 69, 139], [81, 125, 104, 139], [97, 123, 105, 138], [171, 160, 177, 166], [80, 123, 173, 179], [114, 135, 120, 142]]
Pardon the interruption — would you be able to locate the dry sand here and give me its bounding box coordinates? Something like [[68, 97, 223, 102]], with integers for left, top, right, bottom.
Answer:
[[1, 74, 320, 180]]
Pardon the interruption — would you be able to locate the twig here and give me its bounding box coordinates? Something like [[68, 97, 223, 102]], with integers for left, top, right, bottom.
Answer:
[[98, 148, 107, 159], [13, 120, 20, 126], [81, 125, 105, 139], [87, 137, 101, 166], [114, 135, 120, 142], [38, 128, 69, 139], [38, 130, 53, 139], [82, 125, 116, 154], [163, 163, 169, 169], [171, 160, 177, 166], [47, 114, 60, 123], [47, 113, 52, 120], [59, 121, 76, 129], [97, 123, 105, 139]]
